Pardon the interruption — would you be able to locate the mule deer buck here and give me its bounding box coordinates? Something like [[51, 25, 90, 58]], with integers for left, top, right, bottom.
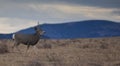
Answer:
[[12, 22, 45, 53]]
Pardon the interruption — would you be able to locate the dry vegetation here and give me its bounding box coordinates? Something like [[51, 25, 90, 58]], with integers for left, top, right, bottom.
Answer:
[[0, 37, 120, 66]]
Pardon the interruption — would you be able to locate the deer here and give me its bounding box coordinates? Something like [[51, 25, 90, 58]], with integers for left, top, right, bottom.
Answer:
[[12, 22, 45, 54]]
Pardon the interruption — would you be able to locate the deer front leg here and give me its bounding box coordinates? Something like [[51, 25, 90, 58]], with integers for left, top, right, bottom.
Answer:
[[26, 44, 30, 53]]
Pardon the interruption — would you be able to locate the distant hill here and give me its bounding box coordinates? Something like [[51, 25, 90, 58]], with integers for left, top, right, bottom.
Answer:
[[0, 34, 12, 39], [0, 20, 120, 39]]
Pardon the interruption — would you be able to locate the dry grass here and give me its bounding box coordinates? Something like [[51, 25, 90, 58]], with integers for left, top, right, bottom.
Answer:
[[0, 40, 9, 54], [0, 37, 120, 66]]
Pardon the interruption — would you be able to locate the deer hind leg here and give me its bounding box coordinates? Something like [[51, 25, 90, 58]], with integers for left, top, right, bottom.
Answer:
[[12, 42, 21, 53], [12, 41, 18, 50], [12, 41, 16, 49], [16, 43, 21, 53]]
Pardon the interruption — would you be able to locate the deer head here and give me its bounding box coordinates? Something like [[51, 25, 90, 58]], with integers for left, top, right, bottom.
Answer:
[[34, 22, 45, 35]]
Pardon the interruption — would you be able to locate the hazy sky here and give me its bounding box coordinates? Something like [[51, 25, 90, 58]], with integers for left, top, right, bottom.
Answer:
[[0, 0, 120, 33]]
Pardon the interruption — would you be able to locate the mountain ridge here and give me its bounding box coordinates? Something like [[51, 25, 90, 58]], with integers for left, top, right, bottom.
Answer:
[[0, 20, 120, 39]]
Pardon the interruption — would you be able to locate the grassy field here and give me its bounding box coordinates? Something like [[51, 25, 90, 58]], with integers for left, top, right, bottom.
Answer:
[[0, 37, 120, 66]]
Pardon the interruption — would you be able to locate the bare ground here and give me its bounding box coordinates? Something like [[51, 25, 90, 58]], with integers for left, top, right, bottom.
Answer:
[[0, 37, 120, 66]]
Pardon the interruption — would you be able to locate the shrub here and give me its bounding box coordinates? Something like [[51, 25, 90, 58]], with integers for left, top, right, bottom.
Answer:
[[26, 59, 44, 66], [0, 40, 9, 54], [43, 43, 52, 49]]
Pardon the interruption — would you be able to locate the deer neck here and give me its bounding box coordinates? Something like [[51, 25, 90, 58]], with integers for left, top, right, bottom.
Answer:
[[34, 32, 40, 36]]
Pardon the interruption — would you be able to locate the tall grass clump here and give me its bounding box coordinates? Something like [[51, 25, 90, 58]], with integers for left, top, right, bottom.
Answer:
[[0, 40, 9, 54]]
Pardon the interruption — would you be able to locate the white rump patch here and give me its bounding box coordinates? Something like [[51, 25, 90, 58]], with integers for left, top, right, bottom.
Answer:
[[12, 34, 15, 40]]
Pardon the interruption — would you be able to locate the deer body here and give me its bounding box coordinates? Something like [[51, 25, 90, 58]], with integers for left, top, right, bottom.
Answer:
[[14, 33, 39, 45]]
